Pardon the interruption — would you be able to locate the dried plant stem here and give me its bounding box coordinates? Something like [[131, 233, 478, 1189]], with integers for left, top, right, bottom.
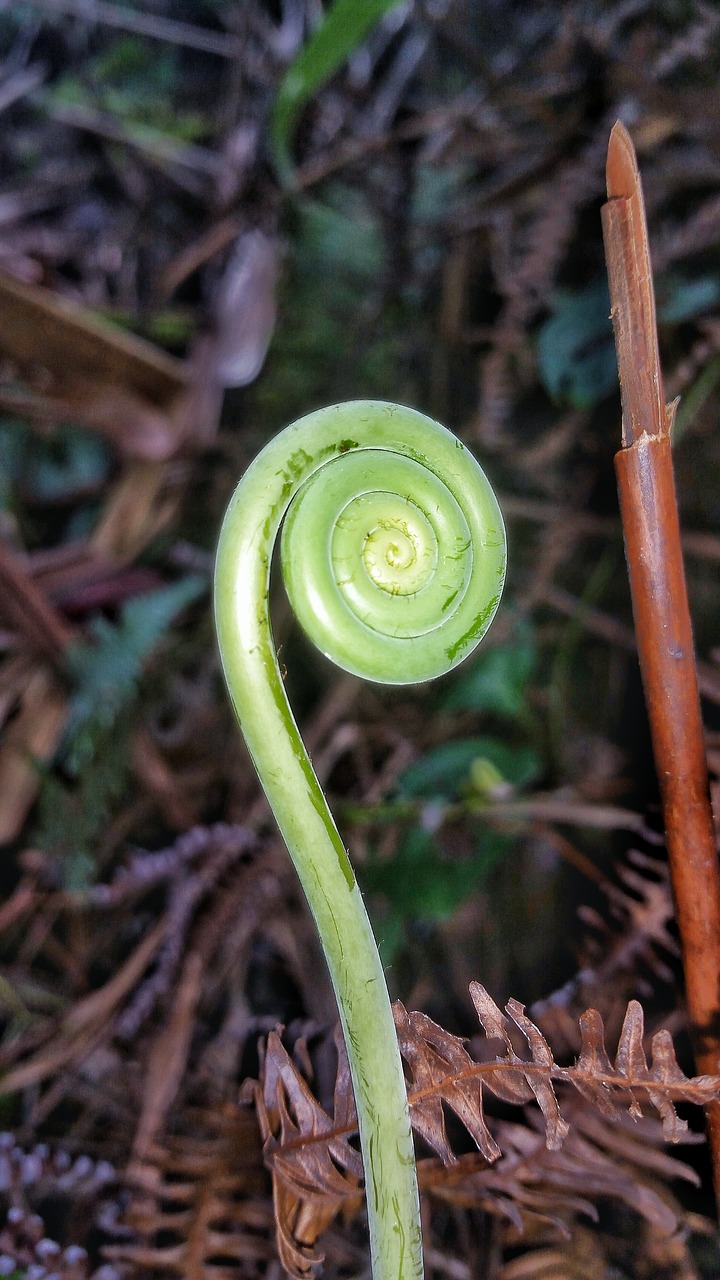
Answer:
[[602, 121, 720, 1207]]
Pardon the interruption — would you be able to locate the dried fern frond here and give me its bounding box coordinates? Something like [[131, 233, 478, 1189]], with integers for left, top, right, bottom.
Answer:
[[429, 1104, 697, 1242], [253, 992, 718, 1276], [594, 850, 678, 983], [250, 1026, 362, 1276], [495, 1210, 702, 1280], [532, 849, 679, 1058], [107, 1103, 274, 1279], [503, 987, 712, 1133], [401, 986, 716, 1155]]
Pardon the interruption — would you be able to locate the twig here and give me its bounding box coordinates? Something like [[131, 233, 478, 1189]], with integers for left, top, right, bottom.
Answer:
[[544, 582, 720, 705], [20, 0, 243, 58], [0, 540, 75, 662], [602, 120, 720, 1210], [40, 100, 223, 194], [0, 65, 45, 115], [342, 792, 663, 842]]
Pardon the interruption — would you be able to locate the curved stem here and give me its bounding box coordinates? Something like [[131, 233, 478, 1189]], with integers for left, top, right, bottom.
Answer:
[[214, 401, 505, 1280]]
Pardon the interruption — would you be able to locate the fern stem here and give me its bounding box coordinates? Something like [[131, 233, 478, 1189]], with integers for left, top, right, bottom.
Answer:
[[214, 400, 505, 1279]]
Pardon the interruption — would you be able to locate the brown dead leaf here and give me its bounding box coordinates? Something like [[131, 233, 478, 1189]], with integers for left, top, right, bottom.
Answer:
[[130, 949, 204, 1170], [0, 270, 188, 460], [0, 539, 74, 661], [251, 1026, 362, 1276], [90, 459, 188, 562], [394, 1002, 502, 1163], [0, 662, 66, 845], [30, 543, 162, 615]]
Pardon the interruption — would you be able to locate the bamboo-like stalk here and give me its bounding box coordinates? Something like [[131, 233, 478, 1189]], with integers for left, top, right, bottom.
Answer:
[[602, 121, 720, 1207]]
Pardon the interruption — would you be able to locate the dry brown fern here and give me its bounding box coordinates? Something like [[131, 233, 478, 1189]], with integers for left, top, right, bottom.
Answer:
[[531, 849, 678, 1058], [106, 1103, 275, 1279], [249, 1026, 363, 1276], [250, 990, 718, 1276]]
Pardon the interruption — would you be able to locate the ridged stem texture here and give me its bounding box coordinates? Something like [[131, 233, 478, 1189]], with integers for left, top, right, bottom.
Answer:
[[214, 400, 506, 1280], [603, 122, 720, 1208]]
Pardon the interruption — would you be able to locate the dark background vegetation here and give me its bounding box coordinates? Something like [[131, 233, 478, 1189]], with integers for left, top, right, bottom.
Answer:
[[1, 1, 720, 1276]]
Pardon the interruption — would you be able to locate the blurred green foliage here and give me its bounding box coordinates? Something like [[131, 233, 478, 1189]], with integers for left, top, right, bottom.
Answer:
[[656, 272, 720, 323], [364, 624, 541, 960], [251, 183, 427, 419], [61, 575, 206, 776], [0, 420, 111, 522], [537, 272, 720, 410], [271, 0, 403, 181], [396, 737, 540, 800], [438, 622, 536, 721], [34, 576, 206, 889], [536, 281, 617, 410], [46, 35, 209, 142], [34, 709, 133, 892]]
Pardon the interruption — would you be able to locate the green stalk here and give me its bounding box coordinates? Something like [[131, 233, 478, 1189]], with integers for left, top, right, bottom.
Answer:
[[214, 401, 505, 1280]]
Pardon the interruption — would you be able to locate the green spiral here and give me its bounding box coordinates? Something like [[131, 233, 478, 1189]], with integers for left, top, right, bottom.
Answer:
[[281, 405, 505, 679], [214, 401, 506, 1280]]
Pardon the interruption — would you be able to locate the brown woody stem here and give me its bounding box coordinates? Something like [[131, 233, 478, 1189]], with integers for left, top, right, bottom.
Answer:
[[602, 121, 720, 1209]]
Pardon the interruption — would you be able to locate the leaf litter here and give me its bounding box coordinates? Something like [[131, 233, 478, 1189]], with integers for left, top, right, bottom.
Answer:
[[0, 2, 720, 1278]]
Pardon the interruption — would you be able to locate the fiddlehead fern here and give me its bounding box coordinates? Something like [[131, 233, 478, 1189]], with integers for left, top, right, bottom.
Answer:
[[214, 401, 506, 1280]]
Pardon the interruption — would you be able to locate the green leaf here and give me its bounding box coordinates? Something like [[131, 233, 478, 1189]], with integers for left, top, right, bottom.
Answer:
[[536, 271, 720, 412], [438, 629, 535, 720], [366, 825, 512, 963], [0, 417, 28, 510], [271, 0, 403, 181], [34, 707, 133, 889], [23, 424, 110, 504], [536, 281, 617, 410], [297, 194, 384, 279], [397, 736, 540, 801], [656, 272, 720, 323], [62, 575, 206, 775]]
